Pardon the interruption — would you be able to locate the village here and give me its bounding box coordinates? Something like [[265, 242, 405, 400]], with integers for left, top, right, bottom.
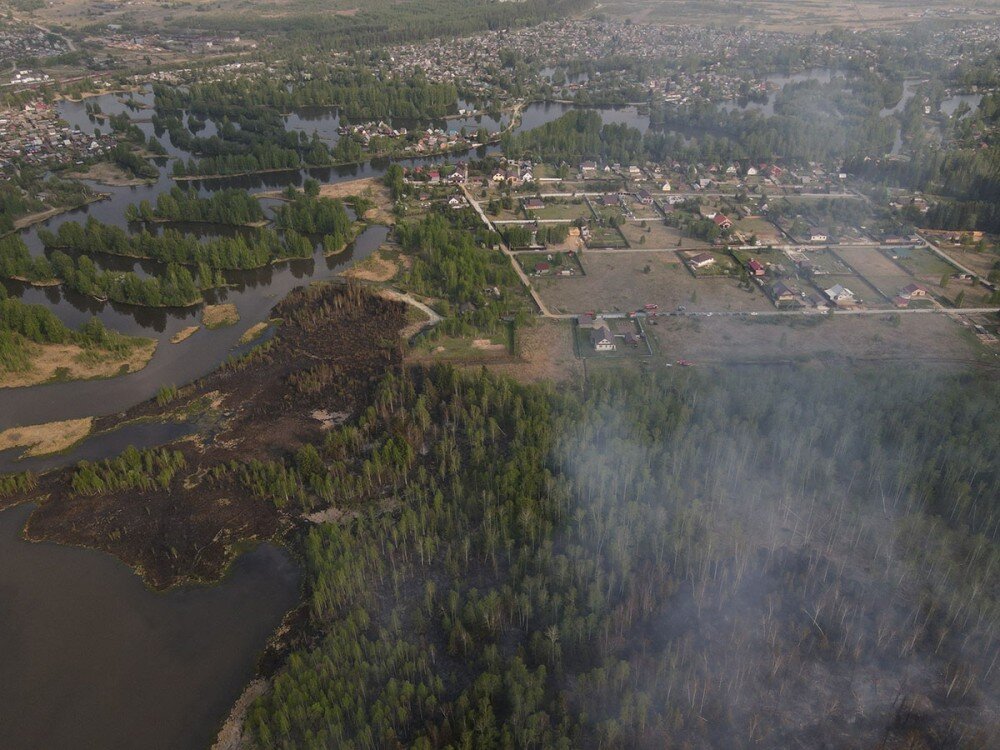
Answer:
[[0, 100, 114, 176], [395, 153, 1000, 361]]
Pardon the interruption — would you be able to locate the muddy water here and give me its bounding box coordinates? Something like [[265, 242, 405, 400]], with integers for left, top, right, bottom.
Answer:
[[0, 504, 300, 750]]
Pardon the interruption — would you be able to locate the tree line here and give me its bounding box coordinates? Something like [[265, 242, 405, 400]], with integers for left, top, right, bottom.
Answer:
[[0, 234, 209, 308], [126, 186, 265, 226], [39, 217, 312, 271]]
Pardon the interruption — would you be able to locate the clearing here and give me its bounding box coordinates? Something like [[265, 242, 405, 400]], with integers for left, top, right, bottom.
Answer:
[[536, 251, 773, 315]]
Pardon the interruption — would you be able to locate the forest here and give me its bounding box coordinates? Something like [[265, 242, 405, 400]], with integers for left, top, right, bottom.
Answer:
[[274, 188, 354, 254], [242, 363, 999, 749], [125, 186, 266, 227], [394, 210, 527, 334], [504, 110, 644, 167], [0, 234, 209, 308], [39, 217, 312, 272], [159, 0, 593, 49]]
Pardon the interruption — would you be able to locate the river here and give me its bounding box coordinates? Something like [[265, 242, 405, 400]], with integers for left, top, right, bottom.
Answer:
[[0, 94, 646, 432], [0, 503, 300, 750]]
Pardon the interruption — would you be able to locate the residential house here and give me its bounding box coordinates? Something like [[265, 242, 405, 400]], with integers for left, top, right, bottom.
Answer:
[[901, 282, 929, 298], [523, 197, 545, 211], [770, 281, 799, 305], [809, 228, 829, 243], [745, 258, 766, 277], [824, 283, 857, 306], [636, 189, 653, 205], [590, 324, 616, 352], [686, 251, 716, 270], [713, 213, 733, 230]]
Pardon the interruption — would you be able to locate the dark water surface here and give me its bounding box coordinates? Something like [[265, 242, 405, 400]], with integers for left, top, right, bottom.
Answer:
[[0, 504, 300, 750]]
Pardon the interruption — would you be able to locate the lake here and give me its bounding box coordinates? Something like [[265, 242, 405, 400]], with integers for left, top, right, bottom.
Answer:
[[0, 503, 300, 750]]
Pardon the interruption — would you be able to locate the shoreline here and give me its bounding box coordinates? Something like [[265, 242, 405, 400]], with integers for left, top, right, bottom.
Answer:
[[9, 193, 112, 235]]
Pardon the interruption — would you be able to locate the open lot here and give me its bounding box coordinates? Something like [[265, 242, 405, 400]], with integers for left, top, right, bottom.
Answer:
[[731, 217, 784, 245], [835, 247, 914, 301], [938, 246, 1000, 279], [529, 200, 592, 222], [622, 198, 662, 220], [620, 221, 700, 249], [814, 273, 888, 308], [534, 251, 773, 315], [586, 225, 628, 248], [640, 312, 988, 368], [791, 248, 852, 276], [890, 245, 956, 279]]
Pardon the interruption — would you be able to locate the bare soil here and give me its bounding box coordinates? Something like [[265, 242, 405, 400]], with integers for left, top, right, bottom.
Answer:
[[65, 161, 152, 186]]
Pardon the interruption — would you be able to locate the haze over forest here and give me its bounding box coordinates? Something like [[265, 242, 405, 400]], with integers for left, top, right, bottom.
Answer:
[[0, 0, 998, 748]]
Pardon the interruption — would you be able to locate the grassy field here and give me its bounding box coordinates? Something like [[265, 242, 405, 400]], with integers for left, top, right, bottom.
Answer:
[[586, 225, 628, 248], [535, 250, 773, 315], [731, 217, 784, 245], [528, 200, 591, 221], [638, 311, 987, 366]]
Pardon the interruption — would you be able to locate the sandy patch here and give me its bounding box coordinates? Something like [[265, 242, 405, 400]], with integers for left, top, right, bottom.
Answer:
[[211, 679, 269, 750], [0, 417, 94, 457], [65, 161, 152, 186], [238, 322, 269, 344], [472, 339, 506, 350], [202, 304, 240, 329], [1, 340, 157, 389], [171, 326, 200, 344], [343, 252, 398, 282]]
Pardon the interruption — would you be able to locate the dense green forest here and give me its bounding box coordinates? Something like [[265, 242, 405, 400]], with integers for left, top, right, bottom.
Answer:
[[0, 287, 145, 373], [504, 110, 644, 166], [0, 234, 209, 307], [0, 175, 93, 233], [395, 211, 526, 334], [242, 364, 998, 748], [39, 217, 311, 272], [274, 190, 354, 253], [155, 73, 458, 122], [126, 187, 266, 226]]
